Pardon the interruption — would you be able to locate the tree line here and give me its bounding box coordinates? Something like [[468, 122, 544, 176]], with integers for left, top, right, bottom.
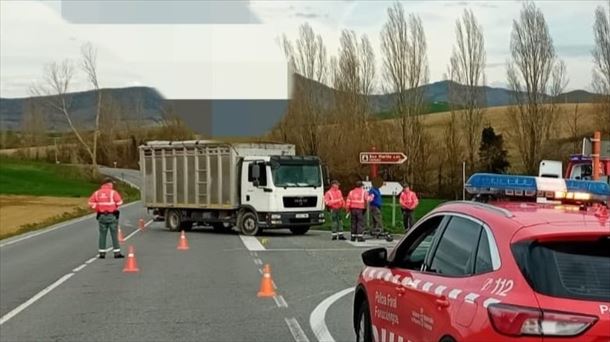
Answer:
[[270, 1, 610, 197]]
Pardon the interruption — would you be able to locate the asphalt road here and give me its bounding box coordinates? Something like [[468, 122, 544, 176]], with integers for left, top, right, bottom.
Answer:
[[0, 168, 399, 342]]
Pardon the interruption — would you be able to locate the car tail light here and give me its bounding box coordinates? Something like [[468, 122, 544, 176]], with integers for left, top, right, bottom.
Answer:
[[488, 303, 598, 337]]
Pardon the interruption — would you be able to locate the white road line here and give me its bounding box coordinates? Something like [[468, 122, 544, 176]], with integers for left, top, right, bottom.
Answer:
[[72, 264, 87, 272], [285, 317, 310, 342], [274, 295, 288, 308], [310, 287, 354, 342], [0, 201, 140, 248], [254, 258, 263, 266], [258, 268, 263, 275], [0, 273, 74, 325], [0, 217, 151, 326], [239, 235, 266, 251]]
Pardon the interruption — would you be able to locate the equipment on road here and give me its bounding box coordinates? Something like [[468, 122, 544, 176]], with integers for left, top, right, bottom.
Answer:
[[122, 245, 140, 273], [139, 141, 327, 236], [138, 218, 145, 231], [257, 264, 276, 298], [177, 230, 190, 250]]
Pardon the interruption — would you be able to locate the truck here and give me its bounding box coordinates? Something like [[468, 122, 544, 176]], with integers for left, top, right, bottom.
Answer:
[[139, 140, 327, 235], [539, 131, 610, 184]]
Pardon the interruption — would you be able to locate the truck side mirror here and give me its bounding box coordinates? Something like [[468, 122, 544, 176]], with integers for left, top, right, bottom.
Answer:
[[252, 164, 261, 180]]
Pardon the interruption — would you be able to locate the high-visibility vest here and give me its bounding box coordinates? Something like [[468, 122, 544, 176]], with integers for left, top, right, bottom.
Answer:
[[346, 187, 369, 209], [89, 183, 123, 212]]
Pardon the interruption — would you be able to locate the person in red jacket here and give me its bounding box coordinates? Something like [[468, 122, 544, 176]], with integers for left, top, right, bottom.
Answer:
[[88, 177, 124, 259], [324, 180, 346, 241], [399, 182, 419, 232], [345, 180, 372, 242]]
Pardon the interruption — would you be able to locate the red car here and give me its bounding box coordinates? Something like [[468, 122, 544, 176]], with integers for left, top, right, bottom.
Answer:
[[353, 174, 610, 342]]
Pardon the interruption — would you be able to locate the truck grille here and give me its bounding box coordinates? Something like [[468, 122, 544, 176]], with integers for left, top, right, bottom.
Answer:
[[283, 196, 317, 208]]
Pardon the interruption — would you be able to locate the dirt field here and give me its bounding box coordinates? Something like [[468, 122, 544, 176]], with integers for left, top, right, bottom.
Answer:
[[0, 195, 89, 237]]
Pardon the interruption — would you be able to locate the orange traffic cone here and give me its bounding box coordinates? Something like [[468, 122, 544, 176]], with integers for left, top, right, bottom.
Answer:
[[257, 264, 276, 297], [122, 245, 139, 273], [138, 218, 145, 231], [177, 230, 189, 250], [118, 226, 125, 245]]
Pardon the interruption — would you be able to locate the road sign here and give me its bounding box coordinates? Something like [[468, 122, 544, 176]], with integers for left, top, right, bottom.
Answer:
[[362, 181, 403, 195], [359, 152, 407, 164]]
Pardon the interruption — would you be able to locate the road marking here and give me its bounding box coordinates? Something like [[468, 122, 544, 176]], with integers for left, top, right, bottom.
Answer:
[[72, 264, 87, 272], [274, 295, 288, 308], [0, 218, 151, 326], [310, 287, 354, 342], [285, 317, 310, 342], [239, 235, 266, 251], [0, 201, 141, 248], [254, 258, 263, 266], [0, 273, 74, 326]]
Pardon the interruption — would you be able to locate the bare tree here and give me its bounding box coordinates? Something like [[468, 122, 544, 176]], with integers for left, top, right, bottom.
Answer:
[[506, 2, 567, 174], [443, 112, 463, 198], [81, 42, 102, 168], [592, 1, 610, 134], [280, 23, 329, 155], [380, 2, 429, 185], [21, 99, 47, 148], [31, 60, 96, 167], [568, 103, 581, 153], [448, 9, 486, 173]]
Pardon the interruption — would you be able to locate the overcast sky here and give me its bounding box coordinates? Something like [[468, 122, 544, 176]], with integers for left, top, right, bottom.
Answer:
[[0, 0, 606, 99]]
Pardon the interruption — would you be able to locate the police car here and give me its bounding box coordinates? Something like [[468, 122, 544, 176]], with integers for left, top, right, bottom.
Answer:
[[353, 173, 610, 342]]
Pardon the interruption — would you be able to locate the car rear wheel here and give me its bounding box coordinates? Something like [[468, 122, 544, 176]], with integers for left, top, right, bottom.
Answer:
[[356, 300, 373, 342], [289, 226, 310, 235]]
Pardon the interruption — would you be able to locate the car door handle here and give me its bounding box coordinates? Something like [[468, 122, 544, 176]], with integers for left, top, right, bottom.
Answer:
[[395, 286, 406, 297], [435, 296, 450, 309]]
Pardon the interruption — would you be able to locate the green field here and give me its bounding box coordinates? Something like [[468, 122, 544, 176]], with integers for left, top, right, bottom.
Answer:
[[0, 157, 99, 197], [321, 197, 444, 234], [0, 157, 140, 201]]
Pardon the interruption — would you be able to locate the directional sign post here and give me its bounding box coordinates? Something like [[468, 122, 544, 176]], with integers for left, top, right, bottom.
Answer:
[[359, 152, 407, 164], [360, 150, 407, 180]]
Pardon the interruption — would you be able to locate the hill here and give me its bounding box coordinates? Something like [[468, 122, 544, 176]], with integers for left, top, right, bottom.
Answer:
[[0, 75, 599, 134], [0, 87, 165, 131]]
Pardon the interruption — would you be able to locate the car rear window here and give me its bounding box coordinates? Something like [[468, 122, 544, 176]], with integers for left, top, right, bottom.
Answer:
[[512, 237, 610, 302]]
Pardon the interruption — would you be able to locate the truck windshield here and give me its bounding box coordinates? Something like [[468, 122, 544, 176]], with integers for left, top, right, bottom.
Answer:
[[272, 164, 322, 187]]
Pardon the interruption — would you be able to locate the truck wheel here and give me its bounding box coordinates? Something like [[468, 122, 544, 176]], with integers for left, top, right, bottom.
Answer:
[[290, 226, 310, 235], [167, 210, 182, 232], [238, 212, 260, 236]]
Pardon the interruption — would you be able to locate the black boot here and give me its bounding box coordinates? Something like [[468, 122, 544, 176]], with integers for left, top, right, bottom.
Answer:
[[338, 235, 347, 241], [99, 252, 106, 259], [350, 236, 356, 242], [114, 252, 124, 259], [357, 237, 365, 242], [331, 235, 337, 241]]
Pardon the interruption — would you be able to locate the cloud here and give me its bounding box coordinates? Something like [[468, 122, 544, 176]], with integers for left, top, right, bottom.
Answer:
[[556, 44, 594, 58], [295, 12, 320, 19]]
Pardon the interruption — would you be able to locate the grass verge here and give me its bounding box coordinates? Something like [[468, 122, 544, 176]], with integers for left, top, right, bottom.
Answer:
[[0, 157, 141, 240]]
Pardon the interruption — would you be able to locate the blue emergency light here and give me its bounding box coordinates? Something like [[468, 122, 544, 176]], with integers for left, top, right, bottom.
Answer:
[[465, 173, 610, 202]]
